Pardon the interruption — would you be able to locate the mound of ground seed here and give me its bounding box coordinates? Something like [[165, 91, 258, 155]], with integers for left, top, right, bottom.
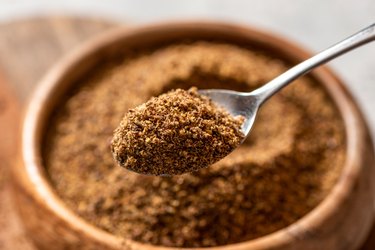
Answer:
[[111, 87, 244, 175], [44, 42, 346, 248]]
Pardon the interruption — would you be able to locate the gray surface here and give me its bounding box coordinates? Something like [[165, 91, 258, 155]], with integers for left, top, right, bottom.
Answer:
[[1, 0, 374, 134]]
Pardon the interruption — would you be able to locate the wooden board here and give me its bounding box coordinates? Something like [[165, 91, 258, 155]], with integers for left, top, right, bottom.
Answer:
[[0, 16, 117, 250], [0, 70, 33, 250], [0, 16, 116, 103], [0, 16, 373, 250]]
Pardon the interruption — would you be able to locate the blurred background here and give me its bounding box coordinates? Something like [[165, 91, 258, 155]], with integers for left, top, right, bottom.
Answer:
[[0, 0, 374, 132], [0, 1, 374, 249]]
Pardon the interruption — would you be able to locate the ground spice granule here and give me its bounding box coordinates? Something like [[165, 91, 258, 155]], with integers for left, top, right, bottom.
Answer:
[[111, 87, 244, 175], [44, 42, 346, 248]]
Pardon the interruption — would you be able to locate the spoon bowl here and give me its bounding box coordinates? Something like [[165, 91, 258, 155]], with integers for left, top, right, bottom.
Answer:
[[198, 89, 259, 137], [200, 22, 375, 141]]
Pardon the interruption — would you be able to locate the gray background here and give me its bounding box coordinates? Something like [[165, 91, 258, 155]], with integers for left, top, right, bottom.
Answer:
[[1, 0, 374, 134]]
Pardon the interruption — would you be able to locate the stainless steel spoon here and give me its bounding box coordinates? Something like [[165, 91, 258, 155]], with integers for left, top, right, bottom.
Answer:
[[199, 23, 375, 139]]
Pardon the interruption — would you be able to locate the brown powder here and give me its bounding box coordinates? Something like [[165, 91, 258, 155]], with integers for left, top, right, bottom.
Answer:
[[44, 42, 346, 247], [111, 87, 244, 175]]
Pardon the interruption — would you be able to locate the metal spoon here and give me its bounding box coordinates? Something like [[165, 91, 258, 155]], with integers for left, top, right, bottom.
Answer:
[[199, 23, 375, 139]]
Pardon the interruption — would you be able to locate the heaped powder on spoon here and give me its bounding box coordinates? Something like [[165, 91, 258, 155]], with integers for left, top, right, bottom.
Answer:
[[111, 87, 244, 175]]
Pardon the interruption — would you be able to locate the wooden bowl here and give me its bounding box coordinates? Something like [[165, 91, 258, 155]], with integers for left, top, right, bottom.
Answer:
[[12, 21, 375, 250]]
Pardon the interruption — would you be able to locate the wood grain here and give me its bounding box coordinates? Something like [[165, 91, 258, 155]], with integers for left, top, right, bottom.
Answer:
[[0, 16, 116, 102], [0, 16, 117, 250], [0, 70, 33, 250]]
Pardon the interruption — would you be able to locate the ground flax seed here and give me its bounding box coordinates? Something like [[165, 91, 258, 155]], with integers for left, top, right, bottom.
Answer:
[[111, 87, 244, 175], [44, 42, 346, 247]]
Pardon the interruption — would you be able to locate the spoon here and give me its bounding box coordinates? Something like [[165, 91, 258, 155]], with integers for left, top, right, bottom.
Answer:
[[199, 23, 375, 138]]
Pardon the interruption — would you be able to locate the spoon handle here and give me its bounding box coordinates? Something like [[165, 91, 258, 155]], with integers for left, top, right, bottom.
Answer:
[[252, 23, 375, 104]]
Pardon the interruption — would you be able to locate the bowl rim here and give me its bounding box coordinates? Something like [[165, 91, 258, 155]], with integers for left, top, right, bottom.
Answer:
[[20, 20, 366, 250]]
